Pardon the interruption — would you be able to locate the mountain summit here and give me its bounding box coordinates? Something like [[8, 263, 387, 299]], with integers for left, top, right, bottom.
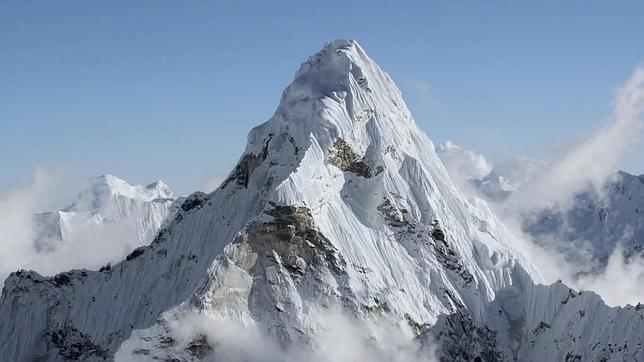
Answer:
[[1, 40, 642, 361], [68, 174, 173, 212]]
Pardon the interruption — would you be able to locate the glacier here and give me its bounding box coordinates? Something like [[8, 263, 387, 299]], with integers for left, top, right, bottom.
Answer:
[[1, 40, 642, 361]]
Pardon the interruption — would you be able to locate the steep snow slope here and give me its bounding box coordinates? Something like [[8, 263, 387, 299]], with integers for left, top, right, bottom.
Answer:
[[1, 40, 642, 362], [30, 175, 177, 273]]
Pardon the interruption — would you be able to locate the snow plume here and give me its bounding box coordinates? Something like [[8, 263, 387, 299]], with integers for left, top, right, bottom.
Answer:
[[470, 67, 644, 306], [0, 168, 63, 280], [507, 66, 644, 212], [118, 308, 439, 362]]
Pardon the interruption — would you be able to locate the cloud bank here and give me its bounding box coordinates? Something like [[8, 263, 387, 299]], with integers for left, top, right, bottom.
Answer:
[[504, 67, 644, 306], [0, 168, 63, 279], [118, 307, 439, 362], [0, 169, 165, 282]]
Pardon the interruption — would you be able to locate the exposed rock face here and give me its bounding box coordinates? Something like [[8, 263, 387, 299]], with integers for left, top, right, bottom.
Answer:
[[243, 204, 353, 346], [1, 40, 642, 362], [251, 204, 347, 280], [221, 135, 273, 188], [49, 326, 110, 361], [423, 312, 503, 362], [328, 138, 373, 178]]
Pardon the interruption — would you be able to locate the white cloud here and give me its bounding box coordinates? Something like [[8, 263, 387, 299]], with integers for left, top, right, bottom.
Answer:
[[0, 168, 64, 279], [575, 246, 644, 307], [436, 140, 493, 192], [445, 67, 644, 307], [507, 66, 644, 212], [0, 168, 162, 281], [119, 307, 439, 362], [507, 68, 644, 306]]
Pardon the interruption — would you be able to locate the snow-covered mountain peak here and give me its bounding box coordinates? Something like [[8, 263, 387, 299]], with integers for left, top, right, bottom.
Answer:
[[27, 175, 179, 274], [223, 39, 541, 310], [2, 41, 643, 362], [68, 174, 173, 212], [244, 39, 418, 162], [144, 180, 173, 197]]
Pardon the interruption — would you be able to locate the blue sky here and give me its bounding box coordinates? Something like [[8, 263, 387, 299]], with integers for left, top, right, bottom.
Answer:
[[2, 1, 643, 195]]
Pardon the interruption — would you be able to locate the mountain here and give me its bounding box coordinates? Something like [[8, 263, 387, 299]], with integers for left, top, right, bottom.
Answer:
[[435, 143, 545, 202], [523, 170, 644, 267], [1, 40, 642, 361], [437, 142, 643, 274], [473, 156, 545, 202], [31, 174, 177, 273], [435, 141, 492, 190]]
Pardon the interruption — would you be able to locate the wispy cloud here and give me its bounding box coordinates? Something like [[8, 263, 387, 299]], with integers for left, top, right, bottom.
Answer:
[[436, 140, 492, 193], [507, 66, 644, 212], [496, 67, 644, 307], [0, 168, 163, 281], [575, 245, 644, 306], [0, 168, 63, 279]]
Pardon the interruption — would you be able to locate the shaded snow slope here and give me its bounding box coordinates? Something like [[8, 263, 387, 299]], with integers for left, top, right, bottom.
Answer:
[[1, 40, 642, 362], [523, 170, 644, 266]]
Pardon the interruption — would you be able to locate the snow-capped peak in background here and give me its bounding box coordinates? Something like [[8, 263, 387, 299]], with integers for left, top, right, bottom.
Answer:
[[67, 174, 173, 212], [0, 174, 179, 279], [437, 140, 644, 306], [1, 40, 642, 362]]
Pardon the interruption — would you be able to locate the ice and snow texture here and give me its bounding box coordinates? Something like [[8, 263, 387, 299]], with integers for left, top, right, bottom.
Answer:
[[0, 40, 642, 361]]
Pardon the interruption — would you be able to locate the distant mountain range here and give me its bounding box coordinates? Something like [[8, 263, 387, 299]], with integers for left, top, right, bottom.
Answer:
[[438, 141, 644, 271]]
